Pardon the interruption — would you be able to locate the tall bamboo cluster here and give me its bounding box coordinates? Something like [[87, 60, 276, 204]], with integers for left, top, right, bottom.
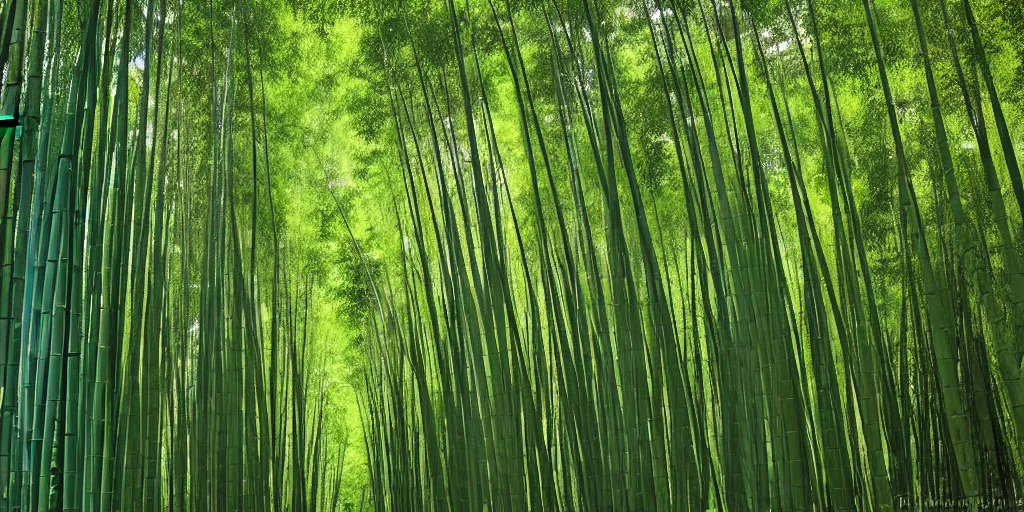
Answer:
[[0, 0, 348, 509], [360, 0, 1024, 509]]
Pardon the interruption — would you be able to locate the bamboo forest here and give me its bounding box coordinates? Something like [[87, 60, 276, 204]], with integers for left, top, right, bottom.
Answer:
[[4, 0, 1024, 507]]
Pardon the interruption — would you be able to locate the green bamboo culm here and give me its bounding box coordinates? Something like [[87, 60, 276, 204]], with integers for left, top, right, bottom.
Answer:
[[1, 0, 1024, 509], [0, 0, 352, 509], [358, 0, 1024, 510]]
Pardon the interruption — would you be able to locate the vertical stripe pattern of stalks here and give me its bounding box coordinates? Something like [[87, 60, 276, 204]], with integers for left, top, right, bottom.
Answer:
[[0, 0, 349, 509], [357, 0, 1024, 510], [3, 0, 1024, 509]]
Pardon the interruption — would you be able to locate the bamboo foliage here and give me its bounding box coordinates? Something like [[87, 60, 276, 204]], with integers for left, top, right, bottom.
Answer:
[[357, 0, 1024, 510], [0, 0, 353, 509], [3, 0, 1024, 509]]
